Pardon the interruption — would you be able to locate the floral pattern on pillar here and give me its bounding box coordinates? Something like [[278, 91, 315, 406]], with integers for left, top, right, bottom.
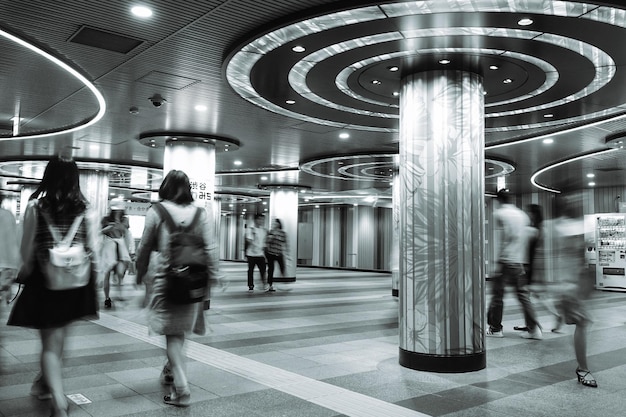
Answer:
[[399, 70, 485, 356]]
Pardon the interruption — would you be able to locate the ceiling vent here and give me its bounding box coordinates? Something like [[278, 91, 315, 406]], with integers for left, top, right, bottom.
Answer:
[[136, 71, 201, 90], [68, 26, 144, 54]]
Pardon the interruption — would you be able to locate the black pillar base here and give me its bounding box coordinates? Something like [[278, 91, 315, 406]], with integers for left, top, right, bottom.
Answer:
[[273, 276, 296, 283], [391, 288, 399, 297], [399, 348, 485, 373]]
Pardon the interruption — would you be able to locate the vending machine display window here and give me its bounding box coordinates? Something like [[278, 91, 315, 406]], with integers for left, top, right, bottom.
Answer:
[[596, 214, 626, 291]]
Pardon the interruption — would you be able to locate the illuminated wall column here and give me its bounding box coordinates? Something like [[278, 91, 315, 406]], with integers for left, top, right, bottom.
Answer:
[[164, 140, 216, 223], [398, 70, 485, 372], [391, 167, 400, 297], [268, 187, 299, 281], [79, 170, 110, 220]]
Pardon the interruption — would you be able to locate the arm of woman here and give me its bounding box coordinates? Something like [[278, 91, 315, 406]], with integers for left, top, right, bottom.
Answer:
[[85, 209, 102, 267], [135, 208, 160, 284], [19, 200, 38, 275]]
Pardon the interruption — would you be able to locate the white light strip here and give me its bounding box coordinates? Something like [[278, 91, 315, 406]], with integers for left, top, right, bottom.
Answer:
[[486, 111, 626, 150], [530, 148, 619, 193], [0, 28, 106, 140], [215, 167, 300, 176]]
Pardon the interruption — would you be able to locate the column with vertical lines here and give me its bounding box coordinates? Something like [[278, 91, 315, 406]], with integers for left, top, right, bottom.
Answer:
[[398, 70, 485, 372]]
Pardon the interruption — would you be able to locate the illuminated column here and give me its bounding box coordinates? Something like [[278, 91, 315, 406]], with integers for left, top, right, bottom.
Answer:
[[398, 70, 485, 372], [80, 170, 110, 220], [164, 140, 216, 215], [391, 167, 400, 297], [268, 186, 301, 282]]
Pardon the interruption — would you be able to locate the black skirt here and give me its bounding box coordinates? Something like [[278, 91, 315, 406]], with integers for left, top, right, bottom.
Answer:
[[7, 263, 98, 329]]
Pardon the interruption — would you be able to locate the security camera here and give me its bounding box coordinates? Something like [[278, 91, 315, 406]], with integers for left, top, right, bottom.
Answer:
[[148, 94, 166, 107]]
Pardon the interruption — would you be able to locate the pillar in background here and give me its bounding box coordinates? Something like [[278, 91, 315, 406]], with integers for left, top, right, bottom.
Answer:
[[80, 170, 110, 221], [268, 187, 299, 281], [398, 70, 485, 372], [164, 140, 216, 216]]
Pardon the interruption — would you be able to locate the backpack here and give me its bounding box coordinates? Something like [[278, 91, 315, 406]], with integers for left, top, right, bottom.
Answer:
[[153, 203, 208, 304], [39, 209, 91, 291]]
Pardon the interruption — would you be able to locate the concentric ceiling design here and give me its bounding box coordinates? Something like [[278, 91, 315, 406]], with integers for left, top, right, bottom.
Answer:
[[300, 153, 514, 182], [225, 0, 626, 135]]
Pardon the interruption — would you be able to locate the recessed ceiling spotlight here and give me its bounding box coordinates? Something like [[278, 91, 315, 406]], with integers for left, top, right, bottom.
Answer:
[[131, 5, 153, 18], [194, 104, 207, 111], [387, 65, 399, 72], [518, 18, 534, 26], [339, 132, 350, 139], [587, 173, 595, 178], [260, 176, 268, 180], [543, 138, 554, 144], [371, 79, 382, 85], [285, 99, 296, 105], [292, 45, 306, 53], [439, 59, 451, 64], [234, 160, 242, 166], [503, 78, 513, 84], [392, 91, 399, 97], [489, 65, 499, 70], [543, 113, 554, 118], [588, 182, 596, 187]]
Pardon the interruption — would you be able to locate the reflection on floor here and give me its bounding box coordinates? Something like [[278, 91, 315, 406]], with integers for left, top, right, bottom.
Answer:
[[1, 262, 626, 417]]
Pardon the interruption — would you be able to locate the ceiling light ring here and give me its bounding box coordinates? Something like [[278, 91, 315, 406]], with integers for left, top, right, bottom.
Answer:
[[137, 131, 241, 151], [0, 26, 106, 141], [287, 28, 610, 120], [226, 1, 622, 133]]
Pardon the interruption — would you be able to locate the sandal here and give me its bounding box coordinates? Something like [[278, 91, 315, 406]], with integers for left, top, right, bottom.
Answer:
[[164, 389, 191, 407], [576, 368, 598, 388]]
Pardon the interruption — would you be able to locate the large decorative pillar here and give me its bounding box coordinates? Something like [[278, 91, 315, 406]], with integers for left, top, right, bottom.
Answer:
[[164, 140, 216, 215], [138, 132, 240, 231], [268, 186, 302, 282], [391, 166, 400, 297], [398, 70, 485, 372]]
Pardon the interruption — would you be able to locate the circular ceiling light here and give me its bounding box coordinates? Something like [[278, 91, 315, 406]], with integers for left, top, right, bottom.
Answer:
[[131, 5, 153, 18], [388, 65, 399, 72], [339, 132, 350, 139], [518, 18, 533, 26], [292, 45, 306, 52], [285, 99, 296, 105], [439, 59, 451, 64]]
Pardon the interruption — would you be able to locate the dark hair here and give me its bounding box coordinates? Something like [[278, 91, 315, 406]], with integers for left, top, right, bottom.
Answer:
[[159, 170, 194, 204], [496, 188, 511, 204], [273, 218, 282, 229], [526, 204, 543, 228], [31, 155, 88, 217]]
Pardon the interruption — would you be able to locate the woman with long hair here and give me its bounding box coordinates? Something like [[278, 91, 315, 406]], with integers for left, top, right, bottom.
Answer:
[[7, 155, 99, 417], [135, 170, 219, 407]]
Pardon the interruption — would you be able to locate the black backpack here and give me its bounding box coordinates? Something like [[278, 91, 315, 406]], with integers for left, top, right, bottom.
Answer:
[[153, 203, 208, 304]]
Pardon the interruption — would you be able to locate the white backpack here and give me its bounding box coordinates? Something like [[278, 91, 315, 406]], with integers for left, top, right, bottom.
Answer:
[[40, 210, 91, 290]]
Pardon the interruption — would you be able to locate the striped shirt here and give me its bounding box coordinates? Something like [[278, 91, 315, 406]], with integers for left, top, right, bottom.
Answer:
[[265, 229, 287, 256]]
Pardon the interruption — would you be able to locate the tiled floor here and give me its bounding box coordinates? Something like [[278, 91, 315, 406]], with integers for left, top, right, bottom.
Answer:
[[1, 262, 626, 417]]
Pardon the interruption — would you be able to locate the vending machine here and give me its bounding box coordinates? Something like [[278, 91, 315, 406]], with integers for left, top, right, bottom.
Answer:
[[595, 213, 626, 291]]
